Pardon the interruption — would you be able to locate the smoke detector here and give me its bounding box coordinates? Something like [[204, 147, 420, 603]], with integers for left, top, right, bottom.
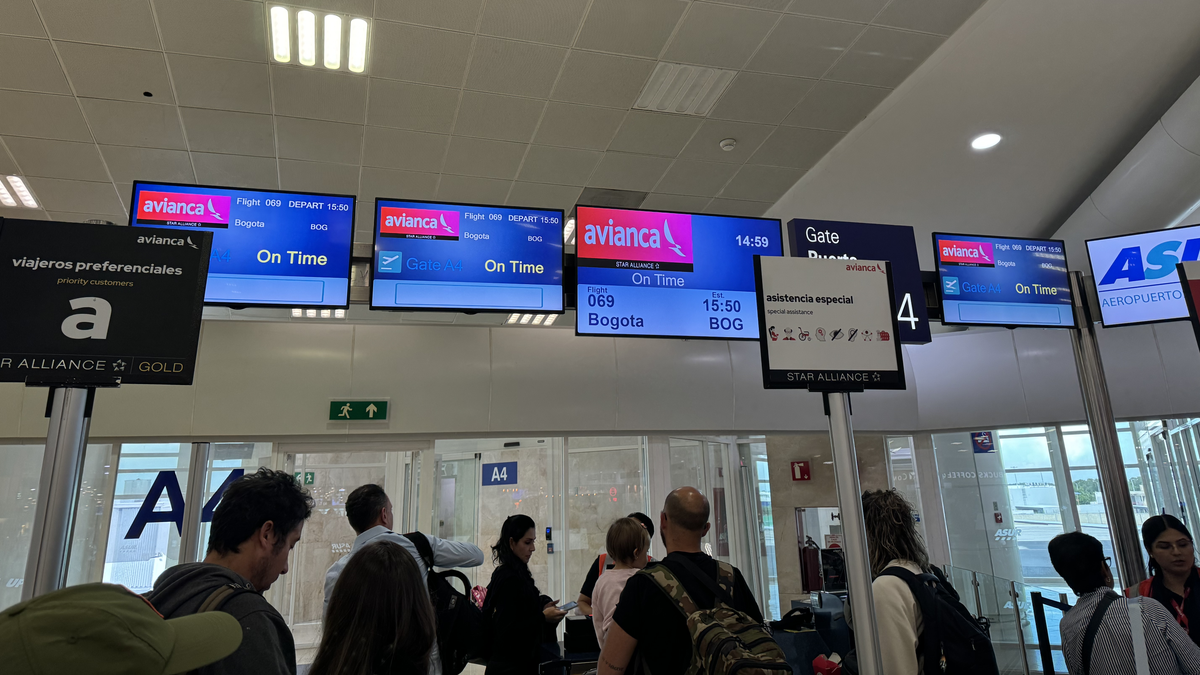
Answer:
[[720, 138, 737, 152]]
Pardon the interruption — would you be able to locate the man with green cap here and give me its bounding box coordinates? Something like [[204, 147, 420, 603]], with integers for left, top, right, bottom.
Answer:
[[0, 583, 243, 675]]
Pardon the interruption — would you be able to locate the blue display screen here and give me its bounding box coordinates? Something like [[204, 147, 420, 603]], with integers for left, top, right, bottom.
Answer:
[[933, 233, 1074, 327], [370, 199, 563, 312], [575, 206, 783, 339], [129, 182, 354, 307]]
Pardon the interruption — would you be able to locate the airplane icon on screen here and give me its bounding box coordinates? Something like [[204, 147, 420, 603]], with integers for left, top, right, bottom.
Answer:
[[378, 251, 403, 273]]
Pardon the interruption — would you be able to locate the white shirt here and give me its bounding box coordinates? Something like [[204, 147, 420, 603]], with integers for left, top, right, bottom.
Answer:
[[872, 560, 925, 675], [1062, 589, 1200, 675], [323, 526, 484, 675], [591, 567, 638, 649]]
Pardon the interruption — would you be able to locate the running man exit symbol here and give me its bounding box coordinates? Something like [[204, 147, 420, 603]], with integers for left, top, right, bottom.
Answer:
[[329, 400, 389, 421]]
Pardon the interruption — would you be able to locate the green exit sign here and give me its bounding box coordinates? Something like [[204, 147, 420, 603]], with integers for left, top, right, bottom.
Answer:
[[329, 400, 389, 421]]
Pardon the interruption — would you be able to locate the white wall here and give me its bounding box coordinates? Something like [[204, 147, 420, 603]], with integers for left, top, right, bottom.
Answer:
[[1, 318, 1198, 442]]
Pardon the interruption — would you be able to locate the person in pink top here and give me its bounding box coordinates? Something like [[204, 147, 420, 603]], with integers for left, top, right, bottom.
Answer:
[[591, 517, 650, 648]]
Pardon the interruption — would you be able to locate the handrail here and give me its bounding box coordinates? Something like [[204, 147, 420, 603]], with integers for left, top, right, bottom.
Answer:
[[1031, 591, 1072, 675]]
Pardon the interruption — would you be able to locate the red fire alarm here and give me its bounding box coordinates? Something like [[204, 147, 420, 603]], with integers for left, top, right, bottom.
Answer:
[[791, 461, 811, 481], [994, 512, 1003, 524]]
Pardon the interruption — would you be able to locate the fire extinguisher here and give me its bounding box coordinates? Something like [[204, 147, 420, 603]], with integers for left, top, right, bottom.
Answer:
[[801, 536, 823, 593]]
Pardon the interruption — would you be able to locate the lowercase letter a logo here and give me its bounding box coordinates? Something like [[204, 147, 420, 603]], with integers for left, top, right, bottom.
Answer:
[[61, 297, 112, 339]]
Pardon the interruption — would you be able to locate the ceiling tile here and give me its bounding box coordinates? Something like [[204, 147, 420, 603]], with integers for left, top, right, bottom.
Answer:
[[748, 126, 843, 168], [786, 0, 887, 23], [710, 0, 790, 9], [534, 103, 625, 150], [167, 55, 271, 114], [678, 119, 773, 163], [551, 52, 655, 109], [80, 98, 185, 148], [47, 211, 124, 223], [874, 0, 987, 36], [781, 80, 889, 131], [589, 153, 672, 191], [437, 175, 512, 204], [191, 153, 279, 190], [180, 108, 275, 157], [279, 160, 360, 196], [100, 145, 195, 184], [359, 167, 439, 201], [115, 182, 132, 210], [374, 0, 484, 31], [747, 14, 864, 78], [705, 198, 770, 217], [518, 146, 602, 186], [56, 42, 174, 102], [443, 137, 527, 179], [371, 21, 473, 87], [654, 160, 739, 197], [153, 0, 266, 61], [38, 0, 160, 49], [465, 37, 567, 98], [367, 80, 460, 134], [710, 72, 815, 125], [640, 193, 711, 212], [292, 0, 373, 15], [662, 3, 778, 69], [0, 91, 91, 142], [276, 117, 363, 164], [453, 92, 545, 143], [271, 66, 368, 124], [0, 146, 18, 174], [720, 164, 804, 201], [26, 178, 124, 215], [508, 181, 581, 211], [3, 137, 106, 181], [480, 0, 589, 46], [608, 111, 702, 157], [0, 206, 48, 219], [824, 26, 944, 88], [575, 0, 686, 58], [361, 127, 448, 171], [0, 1, 46, 37], [0, 36, 70, 94]]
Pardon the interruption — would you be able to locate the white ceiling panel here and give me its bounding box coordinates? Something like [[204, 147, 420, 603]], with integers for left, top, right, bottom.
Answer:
[[26, 177, 124, 215], [465, 37, 567, 99], [507, 181, 581, 211], [442, 136, 527, 179], [749, 126, 843, 168], [781, 80, 890, 131], [706, 197, 770, 217], [79, 98, 185, 148], [720, 164, 804, 201], [747, 14, 864, 78], [0, 91, 92, 141], [47, 211, 122, 223], [167, 55, 271, 113], [3, 136, 107, 181], [0, 1, 46, 38], [551, 51, 655, 109], [479, 0, 589, 47], [517, 145, 601, 186], [38, 0, 161, 50], [654, 160, 739, 197], [99, 145, 195, 184], [361, 126, 449, 171], [0, 147, 19, 174], [271, 66, 368, 124], [678, 119, 774, 163], [0, 36, 70, 94], [575, 0, 687, 58], [824, 26, 944, 88], [371, 21, 473, 87], [278, 159, 360, 195], [453, 91, 545, 143], [588, 152, 672, 191], [662, 3, 779, 69], [640, 192, 712, 212], [115, 182, 132, 210], [786, 0, 888, 23], [436, 174, 512, 204], [359, 166, 439, 201], [295, 0, 373, 16], [55, 42, 175, 102], [0, 206, 48, 219], [874, 0, 987, 37], [374, 0, 484, 32], [153, 0, 266, 61], [191, 153, 279, 190], [533, 103, 625, 150], [608, 111, 702, 157], [180, 108, 275, 157], [710, 72, 815, 125], [367, 80, 461, 134], [275, 116, 364, 164]]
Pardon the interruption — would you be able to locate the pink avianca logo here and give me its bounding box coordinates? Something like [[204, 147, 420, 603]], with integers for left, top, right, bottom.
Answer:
[[939, 239, 995, 267], [577, 207, 694, 272], [379, 206, 460, 241], [136, 191, 231, 228]]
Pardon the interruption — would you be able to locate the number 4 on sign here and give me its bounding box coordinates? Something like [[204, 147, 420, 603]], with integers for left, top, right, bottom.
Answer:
[[492, 466, 507, 482], [897, 292, 918, 330]]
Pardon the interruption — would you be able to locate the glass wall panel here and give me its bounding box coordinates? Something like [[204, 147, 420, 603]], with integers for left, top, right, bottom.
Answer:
[[0, 444, 46, 610], [195, 443, 274, 556], [66, 443, 117, 587], [740, 439, 779, 620], [886, 435, 926, 541]]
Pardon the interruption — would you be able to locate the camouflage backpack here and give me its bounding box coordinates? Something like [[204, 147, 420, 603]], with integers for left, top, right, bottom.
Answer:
[[642, 557, 792, 675]]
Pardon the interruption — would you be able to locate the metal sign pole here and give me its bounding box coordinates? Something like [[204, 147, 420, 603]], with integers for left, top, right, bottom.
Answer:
[[179, 442, 212, 564], [825, 391, 884, 675]]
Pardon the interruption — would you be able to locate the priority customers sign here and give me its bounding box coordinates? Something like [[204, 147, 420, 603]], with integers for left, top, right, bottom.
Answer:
[[0, 218, 212, 385]]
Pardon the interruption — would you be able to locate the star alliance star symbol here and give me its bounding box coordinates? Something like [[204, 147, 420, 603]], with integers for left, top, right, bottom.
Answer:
[[113, 359, 127, 371]]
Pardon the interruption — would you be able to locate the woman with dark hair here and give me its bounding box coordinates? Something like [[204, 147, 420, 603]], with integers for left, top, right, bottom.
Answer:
[[1127, 514, 1200, 644], [483, 514, 567, 674], [310, 541, 436, 675]]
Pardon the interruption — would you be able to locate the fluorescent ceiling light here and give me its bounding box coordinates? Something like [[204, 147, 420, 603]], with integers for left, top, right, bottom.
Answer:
[[291, 308, 302, 317], [321, 309, 331, 318], [306, 309, 317, 318], [971, 133, 1002, 150], [507, 313, 521, 324], [519, 314, 533, 324], [543, 314, 557, 326], [334, 309, 345, 318], [0, 181, 15, 207], [348, 18, 368, 73], [270, 6, 290, 63], [297, 10, 316, 66], [532, 314, 545, 325], [563, 218, 575, 244], [323, 14, 341, 69], [6, 176, 36, 208]]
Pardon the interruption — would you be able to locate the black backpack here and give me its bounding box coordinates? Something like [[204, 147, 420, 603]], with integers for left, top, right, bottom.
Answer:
[[878, 567, 999, 675], [403, 532, 484, 675]]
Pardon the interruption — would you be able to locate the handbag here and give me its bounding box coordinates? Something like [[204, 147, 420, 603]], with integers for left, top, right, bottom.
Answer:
[[770, 606, 815, 632]]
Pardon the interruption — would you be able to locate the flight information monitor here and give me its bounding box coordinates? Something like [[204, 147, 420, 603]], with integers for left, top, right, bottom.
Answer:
[[933, 233, 1074, 328], [370, 199, 563, 312], [575, 206, 783, 339], [130, 181, 354, 308], [1086, 223, 1200, 327]]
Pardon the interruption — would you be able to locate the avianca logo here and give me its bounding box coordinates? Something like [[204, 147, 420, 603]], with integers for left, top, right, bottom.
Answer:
[[939, 240, 994, 267], [379, 206, 460, 241], [577, 207, 694, 272], [135, 191, 231, 228]]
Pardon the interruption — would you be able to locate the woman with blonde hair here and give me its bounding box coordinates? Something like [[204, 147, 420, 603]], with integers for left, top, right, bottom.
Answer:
[[591, 517, 650, 648]]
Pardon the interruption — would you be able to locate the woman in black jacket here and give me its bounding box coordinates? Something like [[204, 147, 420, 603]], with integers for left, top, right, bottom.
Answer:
[[484, 514, 567, 674]]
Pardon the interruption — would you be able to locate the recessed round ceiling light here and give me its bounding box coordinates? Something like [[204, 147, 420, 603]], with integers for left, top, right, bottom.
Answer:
[[971, 133, 1002, 150]]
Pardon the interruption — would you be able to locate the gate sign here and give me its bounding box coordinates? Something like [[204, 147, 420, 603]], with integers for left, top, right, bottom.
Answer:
[[483, 461, 517, 486], [754, 256, 905, 390], [788, 219, 930, 343], [0, 219, 211, 384]]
